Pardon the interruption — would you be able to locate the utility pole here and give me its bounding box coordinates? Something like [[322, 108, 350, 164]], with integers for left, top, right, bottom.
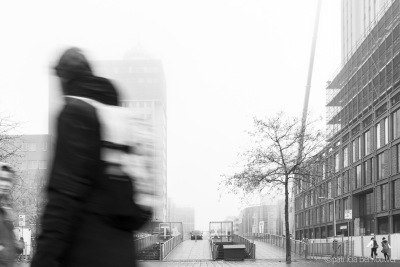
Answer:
[[298, 0, 322, 156]]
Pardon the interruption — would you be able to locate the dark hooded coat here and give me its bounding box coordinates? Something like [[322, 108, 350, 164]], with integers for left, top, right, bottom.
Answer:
[[31, 48, 150, 267]]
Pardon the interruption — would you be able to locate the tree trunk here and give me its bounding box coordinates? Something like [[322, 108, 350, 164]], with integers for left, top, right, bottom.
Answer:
[[285, 175, 291, 264]]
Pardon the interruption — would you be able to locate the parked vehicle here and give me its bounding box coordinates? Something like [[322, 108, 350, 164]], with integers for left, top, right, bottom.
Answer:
[[190, 230, 203, 240]]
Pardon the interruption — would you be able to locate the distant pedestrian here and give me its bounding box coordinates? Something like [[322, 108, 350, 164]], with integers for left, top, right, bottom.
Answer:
[[332, 239, 341, 259], [16, 237, 24, 261], [381, 237, 391, 261], [366, 237, 378, 260]]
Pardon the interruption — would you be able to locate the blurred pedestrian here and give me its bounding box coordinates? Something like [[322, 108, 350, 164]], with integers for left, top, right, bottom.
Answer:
[[16, 237, 24, 261], [30, 47, 151, 267], [332, 239, 341, 259], [381, 237, 391, 261], [366, 237, 378, 260], [0, 163, 17, 267]]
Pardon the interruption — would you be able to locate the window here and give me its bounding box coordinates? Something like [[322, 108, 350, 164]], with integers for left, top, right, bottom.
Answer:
[[393, 108, 400, 140], [322, 164, 326, 180], [28, 143, 36, 151], [343, 197, 349, 214], [343, 147, 348, 168], [384, 117, 389, 145], [329, 203, 334, 222], [352, 137, 361, 162], [334, 153, 340, 172], [327, 181, 332, 198], [393, 180, 400, 209], [30, 161, 38, 169], [377, 152, 387, 180], [378, 183, 389, 211], [336, 176, 342, 196], [343, 172, 349, 193], [364, 130, 371, 155], [355, 165, 361, 188], [376, 123, 381, 149], [42, 142, 47, 151], [364, 159, 372, 185], [22, 143, 28, 151], [310, 190, 314, 206], [39, 160, 47, 169]]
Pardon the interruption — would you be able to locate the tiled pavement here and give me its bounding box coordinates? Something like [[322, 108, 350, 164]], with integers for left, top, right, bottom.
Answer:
[[138, 238, 399, 266], [138, 259, 398, 266], [164, 239, 212, 261]]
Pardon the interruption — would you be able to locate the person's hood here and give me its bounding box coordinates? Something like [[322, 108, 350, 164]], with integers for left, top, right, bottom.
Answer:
[[54, 47, 119, 105], [54, 47, 93, 81]]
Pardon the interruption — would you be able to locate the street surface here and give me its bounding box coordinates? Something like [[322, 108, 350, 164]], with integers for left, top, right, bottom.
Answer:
[[165, 239, 211, 260], [138, 259, 398, 267]]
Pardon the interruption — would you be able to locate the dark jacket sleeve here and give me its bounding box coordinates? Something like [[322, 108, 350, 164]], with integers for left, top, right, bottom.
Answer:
[[31, 100, 100, 267]]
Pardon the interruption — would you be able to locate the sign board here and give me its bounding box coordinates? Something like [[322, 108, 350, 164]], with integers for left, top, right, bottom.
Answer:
[[18, 215, 25, 227], [159, 223, 170, 239], [344, 209, 352, 220], [340, 225, 347, 230]]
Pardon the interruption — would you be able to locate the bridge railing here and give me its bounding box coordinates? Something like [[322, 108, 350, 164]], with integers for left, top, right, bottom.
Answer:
[[133, 234, 159, 253], [232, 234, 256, 259], [246, 233, 354, 259], [159, 234, 183, 260]]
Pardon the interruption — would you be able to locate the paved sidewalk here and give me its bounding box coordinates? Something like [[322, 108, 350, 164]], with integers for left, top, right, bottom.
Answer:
[[138, 258, 398, 266], [254, 240, 302, 261], [164, 239, 212, 261]]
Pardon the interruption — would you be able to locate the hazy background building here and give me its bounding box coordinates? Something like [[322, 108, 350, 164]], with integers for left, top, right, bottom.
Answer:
[[167, 197, 195, 236], [9, 134, 52, 252]]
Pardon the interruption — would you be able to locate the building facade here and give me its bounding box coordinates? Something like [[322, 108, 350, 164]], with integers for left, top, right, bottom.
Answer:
[[237, 204, 288, 236], [94, 49, 167, 222], [167, 198, 195, 236], [341, 0, 393, 63], [10, 135, 52, 229], [295, 0, 400, 240]]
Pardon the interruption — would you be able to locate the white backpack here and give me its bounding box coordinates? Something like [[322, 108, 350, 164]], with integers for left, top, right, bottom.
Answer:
[[65, 96, 154, 209]]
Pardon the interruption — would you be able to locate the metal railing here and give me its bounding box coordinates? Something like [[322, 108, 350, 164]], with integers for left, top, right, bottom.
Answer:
[[246, 233, 354, 259], [133, 234, 158, 254], [159, 234, 183, 260], [232, 234, 256, 259]]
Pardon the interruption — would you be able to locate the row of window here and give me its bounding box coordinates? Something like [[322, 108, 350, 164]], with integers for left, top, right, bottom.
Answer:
[[295, 180, 400, 229], [296, 214, 400, 237], [122, 101, 153, 108], [15, 142, 48, 152], [297, 173, 400, 212], [297, 151, 393, 210], [20, 160, 47, 170], [295, 197, 350, 229]]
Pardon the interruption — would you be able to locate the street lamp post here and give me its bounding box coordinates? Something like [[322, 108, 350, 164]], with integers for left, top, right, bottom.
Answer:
[[319, 197, 335, 237]]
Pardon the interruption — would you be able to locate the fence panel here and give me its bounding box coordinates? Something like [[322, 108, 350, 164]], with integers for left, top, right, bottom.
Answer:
[[160, 234, 183, 260], [134, 234, 159, 253], [232, 234, 255, 259]]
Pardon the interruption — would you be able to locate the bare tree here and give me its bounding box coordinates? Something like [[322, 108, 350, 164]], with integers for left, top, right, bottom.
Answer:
[[220, 112, 326, 264], [0, 114, 21, 163]]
